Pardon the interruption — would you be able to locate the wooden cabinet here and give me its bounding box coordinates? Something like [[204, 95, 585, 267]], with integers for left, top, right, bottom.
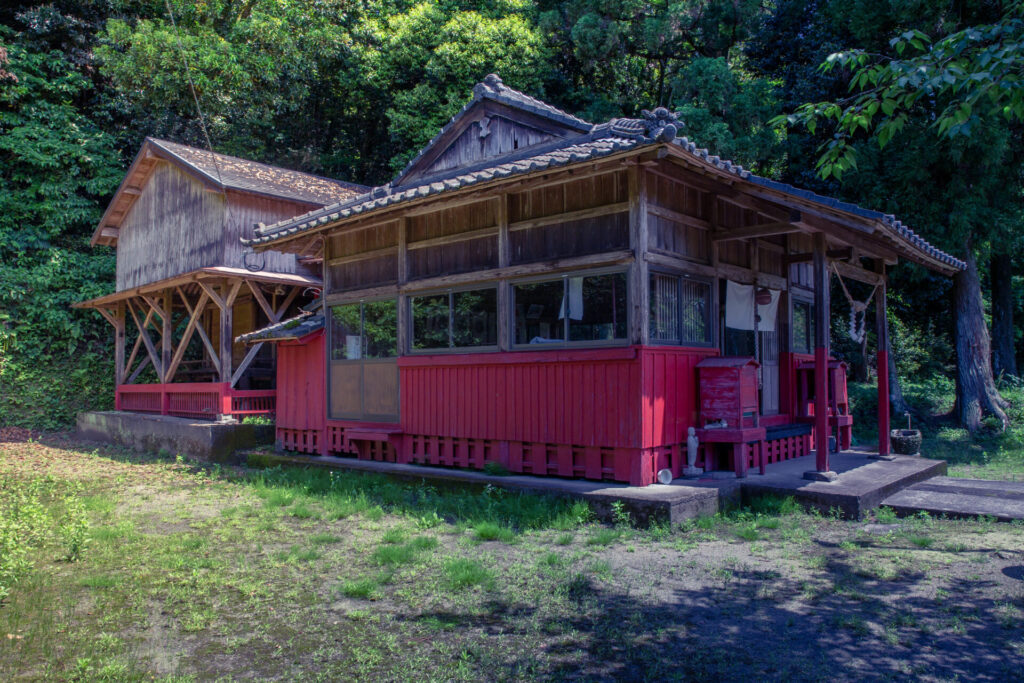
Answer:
[[696, 356, 760, 428]]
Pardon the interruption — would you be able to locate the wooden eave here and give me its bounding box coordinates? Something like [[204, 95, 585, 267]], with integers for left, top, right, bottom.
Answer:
[[90, 139, 326, 248], [73, 266, 321, 310]]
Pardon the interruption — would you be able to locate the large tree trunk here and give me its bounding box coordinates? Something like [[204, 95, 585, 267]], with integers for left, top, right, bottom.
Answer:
[[954, 246, 1009, 431], [991, 252, 1018, 378]]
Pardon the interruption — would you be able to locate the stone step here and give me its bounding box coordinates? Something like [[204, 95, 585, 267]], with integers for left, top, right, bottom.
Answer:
[[881, 476, 1024, 521]]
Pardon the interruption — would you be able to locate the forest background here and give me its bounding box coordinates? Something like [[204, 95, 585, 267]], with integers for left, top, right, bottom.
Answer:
[[1, 0, 1020, 452]]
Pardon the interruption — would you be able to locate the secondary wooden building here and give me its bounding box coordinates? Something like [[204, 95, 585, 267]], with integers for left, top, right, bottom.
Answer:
[[76, 138, 367, 419], [243, 74, 963, 484]]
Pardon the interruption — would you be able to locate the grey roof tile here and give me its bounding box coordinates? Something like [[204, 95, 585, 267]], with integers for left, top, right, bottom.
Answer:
[[236, 311, 325, 343]]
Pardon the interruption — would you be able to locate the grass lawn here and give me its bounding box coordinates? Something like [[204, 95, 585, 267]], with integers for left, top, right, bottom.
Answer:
[[2, 436, 1023, 682], [850, 380, 1024, 481]]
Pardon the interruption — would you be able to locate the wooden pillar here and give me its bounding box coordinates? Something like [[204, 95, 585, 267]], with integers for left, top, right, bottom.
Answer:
[[875, 260, 890, 457], [496, 193, 512, 351], [161, 290, 173, 384], [397, 217, 410, 356], [114, 301, 126, 387], [627, 166, 649, 345], [808, 232, 834, 479], [219, 282, 234, 386]]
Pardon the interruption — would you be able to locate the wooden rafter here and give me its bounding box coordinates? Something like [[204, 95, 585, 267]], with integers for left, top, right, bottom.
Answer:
[[164, 291, 210, 382], [176, 286, 220, 374], [126, 299, 163, 380], [712, 219, 804, 243]]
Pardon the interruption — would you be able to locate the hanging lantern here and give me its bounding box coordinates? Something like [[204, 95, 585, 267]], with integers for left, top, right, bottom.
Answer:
[[755, 287, 772, 306]]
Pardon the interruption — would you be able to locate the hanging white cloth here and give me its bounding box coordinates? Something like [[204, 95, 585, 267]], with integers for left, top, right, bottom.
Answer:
[[725, 280, 780, 332], [725, 280, 755, 330], [558, 277, 585, 320]]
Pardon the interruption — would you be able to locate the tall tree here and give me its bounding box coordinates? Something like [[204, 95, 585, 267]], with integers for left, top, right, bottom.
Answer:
[[771, 4, 1022, 430]]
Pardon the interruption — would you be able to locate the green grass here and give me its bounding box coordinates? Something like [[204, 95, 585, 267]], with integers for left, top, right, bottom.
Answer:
[[586, 527, 621, 546], [339, 577, 381, 599], [472, 521, 517, 542], [443, 558, 494, 590]]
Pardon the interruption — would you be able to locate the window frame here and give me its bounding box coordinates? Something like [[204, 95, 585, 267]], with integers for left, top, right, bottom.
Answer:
[[408, 284, 500, 354], [328, 297, 400, 362], [648, 269, 716, 348], [790, 296, 814, 355], [510, 267, 630, 350]]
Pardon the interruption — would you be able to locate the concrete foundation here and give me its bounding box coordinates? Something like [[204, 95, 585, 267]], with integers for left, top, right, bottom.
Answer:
[[242, 451, 739, 525], [882, 476, 1024, 521], [740, 451, 946, 519], [77, 411, 273, 462]]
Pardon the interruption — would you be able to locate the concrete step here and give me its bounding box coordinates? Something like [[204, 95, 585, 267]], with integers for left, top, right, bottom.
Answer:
[[881, 476, 1024, 521]]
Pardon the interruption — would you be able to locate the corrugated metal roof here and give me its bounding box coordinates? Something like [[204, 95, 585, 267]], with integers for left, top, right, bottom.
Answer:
[[243, 81, 965, 273]]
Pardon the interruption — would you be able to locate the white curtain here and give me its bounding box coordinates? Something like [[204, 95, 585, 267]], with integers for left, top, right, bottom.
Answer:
[[725, 280, 780, 332]]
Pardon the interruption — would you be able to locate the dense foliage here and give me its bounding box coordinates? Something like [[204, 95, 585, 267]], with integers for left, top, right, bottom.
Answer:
[[0, 0, 1021, 429]]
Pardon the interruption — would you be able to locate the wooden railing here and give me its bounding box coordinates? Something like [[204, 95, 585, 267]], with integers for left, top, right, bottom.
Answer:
[[116, 382, 275, 420]]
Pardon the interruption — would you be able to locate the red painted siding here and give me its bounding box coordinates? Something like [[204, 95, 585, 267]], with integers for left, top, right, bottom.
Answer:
[[276, 332, 326, 434], [639, 346, 719, 449], [398, 347, 643, 449]]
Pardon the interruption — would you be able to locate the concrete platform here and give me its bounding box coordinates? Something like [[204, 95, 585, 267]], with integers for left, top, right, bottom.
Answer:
[[882, 477, 1024, 521], [243, 450, 740, 525], [738, 451, 947, 519], [78, 411, 273, 462]]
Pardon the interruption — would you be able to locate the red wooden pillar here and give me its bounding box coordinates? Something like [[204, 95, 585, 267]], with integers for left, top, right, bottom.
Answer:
[[875, 261, 891, 456], [807, 233, 835, 479]]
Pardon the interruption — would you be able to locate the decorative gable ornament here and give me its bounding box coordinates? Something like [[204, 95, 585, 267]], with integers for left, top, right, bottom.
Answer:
[[642, 107, 683, 142]]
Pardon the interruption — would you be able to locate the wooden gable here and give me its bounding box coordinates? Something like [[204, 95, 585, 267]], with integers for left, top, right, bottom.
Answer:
[[395, 100, 589, 187]]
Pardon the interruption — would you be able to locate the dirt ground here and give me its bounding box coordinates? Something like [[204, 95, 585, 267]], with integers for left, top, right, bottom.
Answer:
[[1, 436, 1023, 682]]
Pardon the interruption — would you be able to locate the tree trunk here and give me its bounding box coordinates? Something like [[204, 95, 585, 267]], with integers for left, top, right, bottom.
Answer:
[[954, 246, 1009, 431], [886, 341, 909, 415], [991, 252, 1018, 378]]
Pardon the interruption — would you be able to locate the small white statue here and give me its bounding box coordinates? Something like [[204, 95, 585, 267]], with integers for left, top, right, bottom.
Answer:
[[684, 426, 703, 477]]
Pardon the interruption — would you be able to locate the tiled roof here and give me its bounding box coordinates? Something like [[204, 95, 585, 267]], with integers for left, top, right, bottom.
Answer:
[[236, 311, 325, 343], [150, 138, 368, 205], [244, 80, 964, 273]]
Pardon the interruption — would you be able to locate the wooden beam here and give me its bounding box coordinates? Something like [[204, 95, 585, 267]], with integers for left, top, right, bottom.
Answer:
[[230, 342, 263, 388], [95, 306, 118, 328], [218, 281, 241, 385], [197, 281, 226, 311], [812, 231, 831, 473], [785, 247, 853, 265], [324, 250, 636, 306], [114, 302, 125, 386], [833, 259, 886, 287], [496, 194, 511, 351], [508, 201, 630, 233], [246, 280, 276, 323], [628, 167, 649, 345], [326, 245, 398, 267], [875, 259, 890, 456], [712, 220, 803, 243], [177, 286, 220, 374], [646, 203, 712, 231], [126, 299, 162, 380], [126, 355, 152, 384], [161, 290, 172, 383], [99, 227, 119, 240], [406, 225, 498, 251], [164, 292, 209, 382]]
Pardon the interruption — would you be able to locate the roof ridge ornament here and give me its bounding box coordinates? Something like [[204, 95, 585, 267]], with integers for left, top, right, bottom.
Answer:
[[641, 107, 682, 142], [474, 73, 504, 97]]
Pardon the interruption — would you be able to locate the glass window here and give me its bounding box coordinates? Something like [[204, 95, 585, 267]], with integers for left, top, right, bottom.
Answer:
[[330, 300, 397, 360], [649, 273, 712, 346], [329, 303, 362, 360], [514, 279, 566, 345], [792, 300, 813, 353], [514, 272, 627, 346], [363, 300, 397, 358], [650, 274, 679, 342], [568, 272, 627, 342], [411, 288, 498, 351], [453, 289, 498, 347], [412, 294, 449, 350], [681, 279, 711, 344]]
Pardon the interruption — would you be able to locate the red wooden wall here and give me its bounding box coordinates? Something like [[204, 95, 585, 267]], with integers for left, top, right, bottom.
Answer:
[[398, 347, 642, 448], [639, 347, 719, 449], [275, 331, 325, 453]]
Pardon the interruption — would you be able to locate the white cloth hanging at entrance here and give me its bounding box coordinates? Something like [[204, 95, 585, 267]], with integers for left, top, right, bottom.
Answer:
[[558, 277, 585, 320], [725, 280, 780, 332]]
